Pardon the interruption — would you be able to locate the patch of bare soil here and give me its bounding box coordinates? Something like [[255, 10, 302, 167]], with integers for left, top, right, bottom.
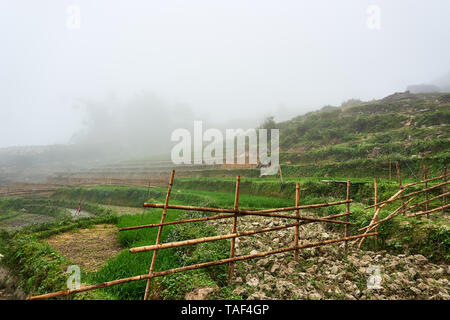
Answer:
[[45, 224, 122, 272]]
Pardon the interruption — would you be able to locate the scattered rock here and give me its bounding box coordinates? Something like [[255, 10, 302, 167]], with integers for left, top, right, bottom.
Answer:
[[309, 292, 322, 300], [208, 212, 449, 300], [413, 254, 427, 265], [232, 287, 247, 296], [270, 263, 280, 274], [330, 265, 339, 274], [247, 291, 268, 300], [246, 275, 259, 287]]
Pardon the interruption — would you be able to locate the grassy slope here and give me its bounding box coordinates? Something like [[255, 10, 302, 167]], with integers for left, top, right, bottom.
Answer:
[[275, 92, 450, 178]]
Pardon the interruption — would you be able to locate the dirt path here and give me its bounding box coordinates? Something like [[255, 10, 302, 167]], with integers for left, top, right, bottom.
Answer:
[[210, 214, 450, 300]]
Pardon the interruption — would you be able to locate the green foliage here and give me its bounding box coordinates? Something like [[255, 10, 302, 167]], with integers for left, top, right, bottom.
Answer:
[[2, 234, 69, 295]]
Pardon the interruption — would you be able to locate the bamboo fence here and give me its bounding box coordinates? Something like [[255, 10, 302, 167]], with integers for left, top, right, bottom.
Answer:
[[28, 171, 367, 300], [360, 163, 449, 241]]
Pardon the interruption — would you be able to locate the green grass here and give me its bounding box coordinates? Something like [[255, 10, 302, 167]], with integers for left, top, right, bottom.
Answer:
[[91, 209, 232, 300]]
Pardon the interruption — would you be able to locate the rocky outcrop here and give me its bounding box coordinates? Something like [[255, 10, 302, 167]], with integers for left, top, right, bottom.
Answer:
[[210, 214, 450, 300]]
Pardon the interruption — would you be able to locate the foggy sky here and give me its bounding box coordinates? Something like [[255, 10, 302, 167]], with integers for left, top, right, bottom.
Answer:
[[1, 0, 450, 148]]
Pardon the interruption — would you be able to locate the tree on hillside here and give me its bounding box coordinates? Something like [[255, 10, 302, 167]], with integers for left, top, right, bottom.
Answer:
[[259, 116, 277, 130]]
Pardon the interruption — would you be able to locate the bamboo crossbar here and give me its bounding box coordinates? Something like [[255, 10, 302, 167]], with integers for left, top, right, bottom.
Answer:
[[402, 192, 450, 213], [222, 210, 353, 225], [402, 173, 450, 189], [131, 222, 306, 253], [402, 181, 450, 199], [28, 232, 377, 300], [143, 199, 353, 214], [120, 211, 351, 232], [119, 213, 237, 231], [130, 212, 354, 253], [406, 204, 450, 218], [364, 181, 450, 210]]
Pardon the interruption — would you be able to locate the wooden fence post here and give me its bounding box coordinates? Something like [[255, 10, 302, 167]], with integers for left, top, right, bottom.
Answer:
[[294, 183, 300, 260], [344, 180, 351, 252], [279, 165, 284, 184], [389, 159, 392, 180], [228, 176, 241, 280], [443, 167, 447, 217], [396, 162, 405, 215], [374, 179, 378, 243], [143, 169, 175, 300]]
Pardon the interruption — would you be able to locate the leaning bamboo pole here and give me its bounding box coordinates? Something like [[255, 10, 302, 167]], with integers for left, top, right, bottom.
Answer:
[[143, 199, 353, 215], [357, 187, 404, 248], [363, 189, 404, 210], [228, 176, 240, 280], [28, 232, 377, 300], [293, 183, 300, 261], [143, 170, 175, 300], [357, 209, 381, 248], [358, 197, 416, 233]]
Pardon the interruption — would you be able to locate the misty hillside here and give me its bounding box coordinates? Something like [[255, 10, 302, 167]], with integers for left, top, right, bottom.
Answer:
[[1, 91, 449, 184], [275, 91, 449, 176]]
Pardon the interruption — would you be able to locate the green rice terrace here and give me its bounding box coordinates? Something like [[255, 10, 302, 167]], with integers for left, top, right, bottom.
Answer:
[[0, 174, 448, 300]]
